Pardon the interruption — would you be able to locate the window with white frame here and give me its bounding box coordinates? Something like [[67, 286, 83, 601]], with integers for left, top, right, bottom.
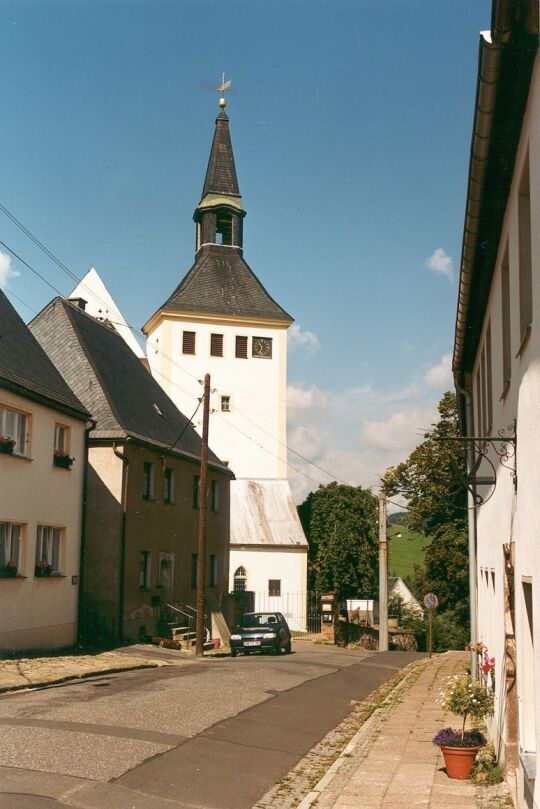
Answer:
[[221, 395, 231, 412], [233, 566, 247, 592], [0, 522, 22, 574], [0, 405, 28, 456], [54, 423, 70, 453], [35, 525, 62, 573]]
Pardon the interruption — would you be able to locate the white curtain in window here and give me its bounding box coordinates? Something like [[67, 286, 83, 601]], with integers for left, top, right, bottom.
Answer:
[[0, 522, 21, 567], [36, 526, 61, 569], [1, 406, 27, 455]]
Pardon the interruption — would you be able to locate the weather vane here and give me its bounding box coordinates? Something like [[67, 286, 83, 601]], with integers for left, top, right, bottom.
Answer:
[[218, 73, 231, 109]]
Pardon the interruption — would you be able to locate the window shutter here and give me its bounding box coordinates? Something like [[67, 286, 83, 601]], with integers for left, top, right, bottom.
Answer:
[[210, 333, 224, 357], [235, 336, 248, 358], [183, 331, 196, 355]]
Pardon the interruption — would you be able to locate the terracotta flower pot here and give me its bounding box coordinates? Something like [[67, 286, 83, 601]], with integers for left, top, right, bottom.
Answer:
[[440, 745, 480, 779]]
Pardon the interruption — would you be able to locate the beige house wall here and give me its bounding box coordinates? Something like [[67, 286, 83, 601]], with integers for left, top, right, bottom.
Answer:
[[0, 389, 86, 651]]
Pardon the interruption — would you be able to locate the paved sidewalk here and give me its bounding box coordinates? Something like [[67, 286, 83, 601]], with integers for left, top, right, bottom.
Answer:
[[301, 652, 510, 809]]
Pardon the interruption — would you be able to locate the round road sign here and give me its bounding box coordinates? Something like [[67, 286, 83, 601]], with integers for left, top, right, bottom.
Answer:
[[423, 592, 439, 609]]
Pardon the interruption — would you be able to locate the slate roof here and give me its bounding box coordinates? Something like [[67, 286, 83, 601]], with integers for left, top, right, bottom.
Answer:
[[29, 298, 231, 472], [155, 245, 292, 322], [201, 111, 240, 200], [230, 479, 308, 548], [0, 289, 88, 419]]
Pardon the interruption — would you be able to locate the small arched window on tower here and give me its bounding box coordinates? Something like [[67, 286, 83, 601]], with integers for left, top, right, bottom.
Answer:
[[233, 566, 247, 592], [216, 212, 233, 245]]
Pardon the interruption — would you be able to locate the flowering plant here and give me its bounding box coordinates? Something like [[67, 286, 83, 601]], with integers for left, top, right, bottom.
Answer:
[[481, 650, 495, 675], [0, 435, 16, 447], [6, 560, 17, 569], [433, 728, 487, 748], [35, 559, 52, 576], [434, 674, 494, 746], [465, 641, 486, 655]]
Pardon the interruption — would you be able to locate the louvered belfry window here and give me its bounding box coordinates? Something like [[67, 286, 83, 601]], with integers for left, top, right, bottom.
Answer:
[[211, 333, 224, 357], [235, 335, 248, 358], [183, 331, 196, 355]]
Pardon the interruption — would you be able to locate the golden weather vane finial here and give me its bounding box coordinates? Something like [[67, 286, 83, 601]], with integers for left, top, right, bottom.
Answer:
[[218, 73, 232, 109]]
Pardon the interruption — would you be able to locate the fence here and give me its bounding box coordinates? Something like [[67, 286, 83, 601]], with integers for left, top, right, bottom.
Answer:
[[233, 591, 322, 633]]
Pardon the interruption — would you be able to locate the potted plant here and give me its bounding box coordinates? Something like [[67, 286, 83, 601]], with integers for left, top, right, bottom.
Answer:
[[4, 560, 18, 577], [0, 435, 16, 455], [35, 559, 52, 577], [433, 674, 494, 779], [53, 449, 74, 469]]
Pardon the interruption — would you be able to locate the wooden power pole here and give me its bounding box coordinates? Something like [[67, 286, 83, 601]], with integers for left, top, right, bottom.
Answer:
[[378, 494, 388, 652], [195, 373, 210, 657]]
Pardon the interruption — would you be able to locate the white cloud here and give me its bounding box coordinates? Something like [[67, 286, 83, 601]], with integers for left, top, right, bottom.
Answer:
[[288, 323, 320, 352], [287, 383, 329, 412], [424, 353, 453, 389], [426, 247, 453, 279], [0, 251, 19, 289]]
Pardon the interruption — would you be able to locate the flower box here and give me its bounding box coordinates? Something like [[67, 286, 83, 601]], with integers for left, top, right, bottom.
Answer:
[[1, 562, 18, 578], [35, 561, 52, 577], [0, 436, 15, 455], [53, 452, 74, 469]]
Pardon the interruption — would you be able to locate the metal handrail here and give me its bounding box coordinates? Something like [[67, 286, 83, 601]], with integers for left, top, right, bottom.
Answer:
[[164, 602, 211, 643]]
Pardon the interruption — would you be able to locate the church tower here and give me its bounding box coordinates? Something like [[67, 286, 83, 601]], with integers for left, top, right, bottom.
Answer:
[[143, 94, 307, 628]]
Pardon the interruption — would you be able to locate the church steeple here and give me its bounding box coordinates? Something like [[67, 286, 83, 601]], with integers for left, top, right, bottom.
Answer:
[[194, 97, 246, 254]]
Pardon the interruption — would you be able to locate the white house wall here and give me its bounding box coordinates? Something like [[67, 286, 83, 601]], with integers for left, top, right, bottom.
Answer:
[[0, 390, 86, 650], [146, 314, 288, 480], [229, 546, 308, 631], [470, 49, 540, 803]]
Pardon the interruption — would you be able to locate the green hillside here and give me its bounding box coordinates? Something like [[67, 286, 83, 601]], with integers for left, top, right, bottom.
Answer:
[[387, 524, 430, 579]]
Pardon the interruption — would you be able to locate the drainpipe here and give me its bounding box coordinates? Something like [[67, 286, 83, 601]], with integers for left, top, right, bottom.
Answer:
[[78, 418, 96, 647], [113, 442, 129, 644], [454, 374, 478, 678]]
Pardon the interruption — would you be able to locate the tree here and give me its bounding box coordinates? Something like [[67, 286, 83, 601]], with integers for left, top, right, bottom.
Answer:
[[298, 482, 378, 599], [383, 392, 470, 629]]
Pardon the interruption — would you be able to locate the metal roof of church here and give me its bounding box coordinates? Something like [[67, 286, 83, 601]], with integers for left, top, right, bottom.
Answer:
[[154, 244, 292, 322], [30, 297, 232, 473], [230, 479, 308, 548], [0, 289, 89, 419], [201, 110, 240, 200]]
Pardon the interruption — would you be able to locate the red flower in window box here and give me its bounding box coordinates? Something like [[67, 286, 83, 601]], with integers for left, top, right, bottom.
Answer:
[[0, 435, 16, 455], [53, 450, 74, 469], [2, 560, 18, 577], [35, 559, 52, 577]]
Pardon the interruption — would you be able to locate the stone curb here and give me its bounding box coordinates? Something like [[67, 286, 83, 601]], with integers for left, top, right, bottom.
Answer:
[[0, 661, 160, 694], [295, 658, 430, 809]]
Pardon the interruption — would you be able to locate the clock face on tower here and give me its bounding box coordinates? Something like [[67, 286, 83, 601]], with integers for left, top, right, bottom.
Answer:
[[252, 336, 272, 358]]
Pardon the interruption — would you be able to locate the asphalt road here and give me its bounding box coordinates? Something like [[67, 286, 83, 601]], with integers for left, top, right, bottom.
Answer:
[[0, 642, 423, 809]]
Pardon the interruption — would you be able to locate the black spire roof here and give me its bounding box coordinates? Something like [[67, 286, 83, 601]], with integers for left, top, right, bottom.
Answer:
[[0, 288, 88, 419], [157, 245, 292, 321], [201, 111, 240, 199]]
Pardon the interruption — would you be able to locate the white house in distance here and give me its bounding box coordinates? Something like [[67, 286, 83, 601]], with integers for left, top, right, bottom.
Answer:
[[453, 2, 539, 806], [143, 99, 308, 629], [0, 289, 89, 651]]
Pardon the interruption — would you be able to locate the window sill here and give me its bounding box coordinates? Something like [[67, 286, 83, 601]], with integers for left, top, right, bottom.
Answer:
[[516, 325, 531, 359], [34, 573, 65, 579], [0, 575, 27, 580], [163, 501, 175, 506], [0, 453, 32, 462]]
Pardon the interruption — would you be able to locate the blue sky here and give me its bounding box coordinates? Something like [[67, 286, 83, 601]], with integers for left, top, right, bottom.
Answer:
[[0, 1, 490, 499]]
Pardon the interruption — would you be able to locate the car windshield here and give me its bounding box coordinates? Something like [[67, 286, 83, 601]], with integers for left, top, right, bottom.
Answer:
[[240, 613, 278, 628]]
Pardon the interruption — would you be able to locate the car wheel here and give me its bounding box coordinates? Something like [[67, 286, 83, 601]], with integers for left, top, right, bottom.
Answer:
[[284, 640, 292, 654], [273, 641, 282, 655], [230, 649, 237, 657]]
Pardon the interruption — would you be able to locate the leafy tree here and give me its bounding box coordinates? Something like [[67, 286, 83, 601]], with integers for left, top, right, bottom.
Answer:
[[298, 482, 378, 599], [383, 392, 470, 643]]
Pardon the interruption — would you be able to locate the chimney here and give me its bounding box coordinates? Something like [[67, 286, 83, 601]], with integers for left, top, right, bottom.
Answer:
[[71, 297, 87, 311]]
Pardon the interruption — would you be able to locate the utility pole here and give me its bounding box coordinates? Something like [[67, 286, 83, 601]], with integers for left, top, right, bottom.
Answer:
[[378, 494, 388, 652], [195, 373, 210, 657]]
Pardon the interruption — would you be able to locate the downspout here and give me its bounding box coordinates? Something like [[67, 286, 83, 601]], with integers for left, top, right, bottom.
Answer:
[[113, 442, 129, 644], [78, 418, 96, 646], [454, 374, 478, 678]]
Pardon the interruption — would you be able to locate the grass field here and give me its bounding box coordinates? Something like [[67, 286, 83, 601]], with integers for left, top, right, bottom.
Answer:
[[387, 524, 430, 580]]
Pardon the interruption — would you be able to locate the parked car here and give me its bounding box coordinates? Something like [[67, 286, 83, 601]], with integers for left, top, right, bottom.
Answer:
[[230, 612, 292, 656]]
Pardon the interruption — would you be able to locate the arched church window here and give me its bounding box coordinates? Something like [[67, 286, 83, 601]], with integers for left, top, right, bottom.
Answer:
[[233, 566, 247, 592]]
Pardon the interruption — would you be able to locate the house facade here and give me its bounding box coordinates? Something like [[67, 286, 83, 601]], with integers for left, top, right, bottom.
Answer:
[[0, 290, 89, 651], [31, 297, 232, 646], [453, 2, 539, 806], [143, 100, 308, 629]]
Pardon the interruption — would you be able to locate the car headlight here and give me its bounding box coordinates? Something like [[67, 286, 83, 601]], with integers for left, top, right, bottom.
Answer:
[[262, 633, 276, 639], [230, 634, 242, 640]]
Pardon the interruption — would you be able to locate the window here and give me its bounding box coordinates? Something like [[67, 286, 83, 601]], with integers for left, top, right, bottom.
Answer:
[[0, 405, 28, 456], [0, 522, 22, 576], [139, 551, 151, 590], [209, 554, 218, 587], [518, 152, 532, 345], [35, 525, 61, 574], [182, 331, 196, 355], [54, 424, 69, 453], [501, 248, 511, 392], [211, 480, 219, 512], [233, 566, 247, 592], [268, 579, 281, 597], [216, 213, 233, 245], [164, 468, 174, 504], [193, 475, 200, 509], [210, 333, 224, 357], [235, 335, 248, 359], [221, 396, 231, 413], [191, 552, 198, 589], [142, 462, 154, 500], [158, 552, 175, 599]]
